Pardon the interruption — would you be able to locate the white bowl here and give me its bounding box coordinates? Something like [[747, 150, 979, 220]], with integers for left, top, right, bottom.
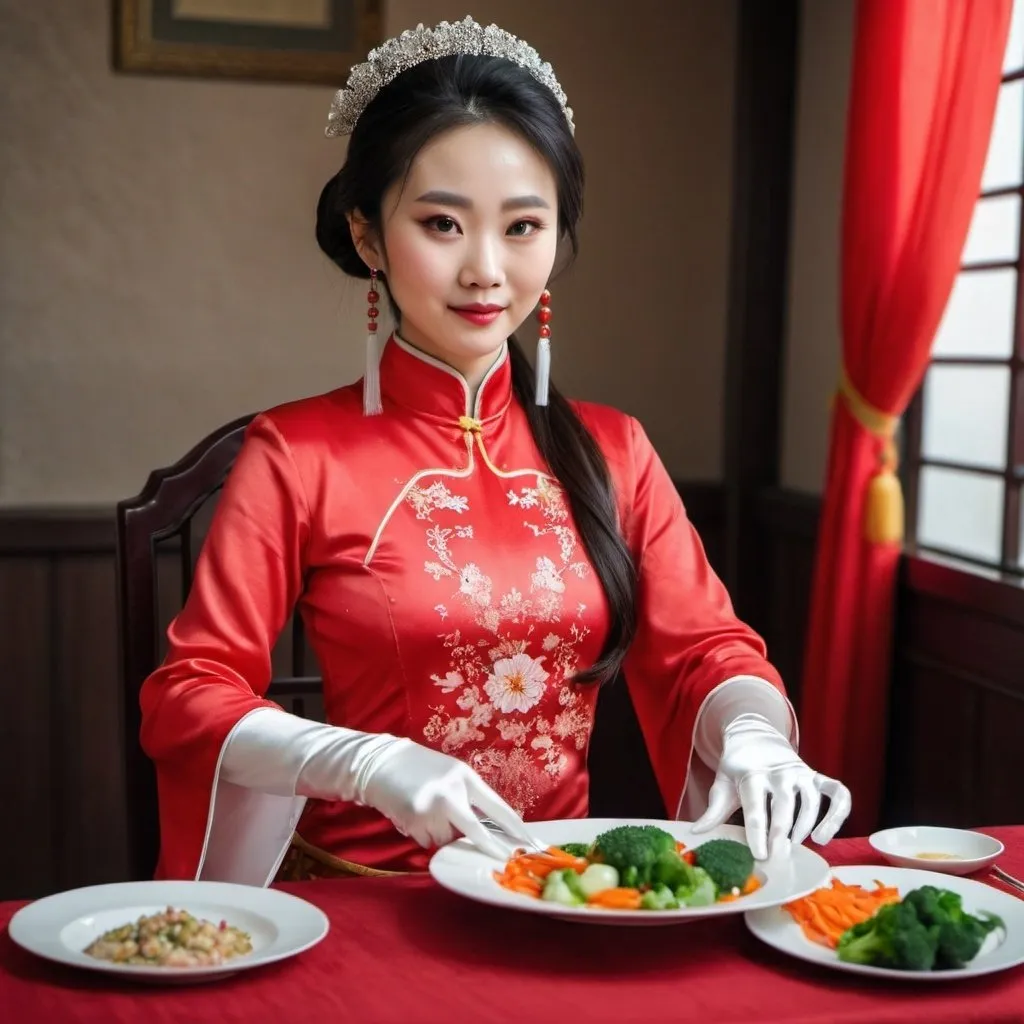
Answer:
[[868, 826, 1004, 875]]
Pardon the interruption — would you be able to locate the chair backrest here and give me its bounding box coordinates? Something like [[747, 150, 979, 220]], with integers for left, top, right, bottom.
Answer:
[[115, 414, 322, 881]]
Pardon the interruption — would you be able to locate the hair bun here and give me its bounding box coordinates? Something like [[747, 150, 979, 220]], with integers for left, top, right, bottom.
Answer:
[[315, 172, 371, 279]]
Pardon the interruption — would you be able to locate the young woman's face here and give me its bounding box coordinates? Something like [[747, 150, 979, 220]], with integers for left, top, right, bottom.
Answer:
[[369, 122, 560, 387]]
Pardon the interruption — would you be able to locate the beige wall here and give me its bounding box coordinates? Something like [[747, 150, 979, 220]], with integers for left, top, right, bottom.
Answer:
[[780, 0, 855, 494], [0, 1, 737, 507]]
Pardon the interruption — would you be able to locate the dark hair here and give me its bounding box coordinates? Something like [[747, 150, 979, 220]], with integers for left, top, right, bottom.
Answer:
[[316, 55, 637, 684]]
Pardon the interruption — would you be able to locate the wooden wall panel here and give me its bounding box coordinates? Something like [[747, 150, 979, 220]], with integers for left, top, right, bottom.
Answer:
[[976, 689, 1024, 827], [53, 557, 128, 890], [886, 658, 980, 828], [889, 558, 1024, 830], [0, 562, 54, 898]]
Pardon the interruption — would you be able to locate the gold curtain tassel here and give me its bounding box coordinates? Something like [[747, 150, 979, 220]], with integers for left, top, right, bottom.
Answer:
[[836, 369, 904, 545], [864, 466, 905, 544]]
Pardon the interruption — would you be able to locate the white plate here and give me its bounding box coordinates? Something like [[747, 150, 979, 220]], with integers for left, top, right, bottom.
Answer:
[[745, 864, 1024, 981], [869, 826, 1004, 875], [8, 880, 329, 983], [429, 817, 831, 926]]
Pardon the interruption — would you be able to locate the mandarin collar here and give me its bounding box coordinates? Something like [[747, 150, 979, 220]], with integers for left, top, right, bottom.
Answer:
[[378, 334, 514, 425]]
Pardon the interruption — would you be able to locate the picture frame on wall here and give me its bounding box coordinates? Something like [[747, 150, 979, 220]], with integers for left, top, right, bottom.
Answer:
[[113, 1, 383, 86]]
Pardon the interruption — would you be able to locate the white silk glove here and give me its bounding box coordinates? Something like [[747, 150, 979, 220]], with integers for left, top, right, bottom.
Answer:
[[351, 737, 533, 859], [691, 711, 852, 860], [221, 708, 532, 861]]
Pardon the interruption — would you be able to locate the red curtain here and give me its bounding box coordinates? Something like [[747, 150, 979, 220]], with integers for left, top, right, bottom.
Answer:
[[799, 0, 1012, 836]]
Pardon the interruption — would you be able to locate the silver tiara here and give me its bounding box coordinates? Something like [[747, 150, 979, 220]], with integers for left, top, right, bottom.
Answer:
[[325, 16, 575, 138]]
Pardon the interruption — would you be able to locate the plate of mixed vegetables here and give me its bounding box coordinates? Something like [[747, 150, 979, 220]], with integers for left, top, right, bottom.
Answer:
[[745, 865, 1024, 980], [429, 818, 831, 925]]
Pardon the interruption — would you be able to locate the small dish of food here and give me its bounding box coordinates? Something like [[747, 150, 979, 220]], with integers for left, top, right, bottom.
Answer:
[[868, 826, 1004, 876], [8, 880, 329, 983]]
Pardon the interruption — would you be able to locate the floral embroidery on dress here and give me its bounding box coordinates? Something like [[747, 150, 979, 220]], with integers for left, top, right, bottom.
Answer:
[[484, 653, 548, 713], [414, 474, 595, 815], [406, 480, 469, 519]]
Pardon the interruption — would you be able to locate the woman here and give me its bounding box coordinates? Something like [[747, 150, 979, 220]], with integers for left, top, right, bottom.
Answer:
[[139, 18, 850, 886]]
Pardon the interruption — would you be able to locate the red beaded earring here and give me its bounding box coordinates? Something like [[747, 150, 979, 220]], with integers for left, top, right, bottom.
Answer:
[[364, 268, 382, 416], [535, 287, 552, 406]]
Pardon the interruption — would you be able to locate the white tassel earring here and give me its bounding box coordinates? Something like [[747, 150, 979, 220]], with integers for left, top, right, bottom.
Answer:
[[535, 287, 552, 406], [363, 268, 383, 416]]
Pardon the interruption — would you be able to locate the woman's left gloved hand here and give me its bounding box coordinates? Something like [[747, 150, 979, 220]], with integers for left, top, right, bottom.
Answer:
[[690, 710, 852, 860]]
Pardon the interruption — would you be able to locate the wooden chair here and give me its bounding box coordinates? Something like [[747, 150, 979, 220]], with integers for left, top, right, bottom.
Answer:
[[115, 415, 663, 881], [115, 414, 322, 881]]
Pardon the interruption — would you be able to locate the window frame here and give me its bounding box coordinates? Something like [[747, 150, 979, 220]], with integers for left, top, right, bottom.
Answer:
[[904, 64, 1024, 580]]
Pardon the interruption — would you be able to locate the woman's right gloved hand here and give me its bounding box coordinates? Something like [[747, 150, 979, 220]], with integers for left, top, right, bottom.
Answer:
[[351, 736, 531, 857], [221, 708, 530, 860]]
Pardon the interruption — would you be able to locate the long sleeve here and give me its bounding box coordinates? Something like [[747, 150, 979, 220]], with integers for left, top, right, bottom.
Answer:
[[618, 416, 793, 820], [139, 413, 311, 883]]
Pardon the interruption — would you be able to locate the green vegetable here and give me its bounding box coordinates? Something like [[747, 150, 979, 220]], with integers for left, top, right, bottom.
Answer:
[[640, 884, 679, 911], [837, 885, 1005, 971], [561, 868, 587, 904], [541, 869, 585, 907], [675, 866, 717, 907], [652, 849, 696, 890], [837, 901, 938, 971], [557, 843, 592, 859], [692, 839, 754, 894], [578, 863, 619, 897], [902, 885, 1004, 969], [590, 825, 677, 889]]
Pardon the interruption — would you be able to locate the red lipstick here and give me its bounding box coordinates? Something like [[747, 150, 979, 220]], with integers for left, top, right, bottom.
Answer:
[[450, 303, 506, 326]]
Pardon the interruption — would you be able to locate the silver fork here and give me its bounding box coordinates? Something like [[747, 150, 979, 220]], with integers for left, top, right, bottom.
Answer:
[[990, 865, 1024, 896], [479, 817, 548, 855]]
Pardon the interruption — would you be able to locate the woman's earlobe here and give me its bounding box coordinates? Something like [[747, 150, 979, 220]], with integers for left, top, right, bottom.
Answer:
[[346, 211, 381, 270]]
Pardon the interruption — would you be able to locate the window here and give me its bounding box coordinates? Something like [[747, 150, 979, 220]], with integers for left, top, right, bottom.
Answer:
[[906, 1, 1024, 574]]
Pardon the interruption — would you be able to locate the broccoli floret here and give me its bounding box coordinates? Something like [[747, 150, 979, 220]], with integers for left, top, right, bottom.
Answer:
[[640, 884, 679, 911], [837, 901, 938, 971], [541, 869, 585, 907], [590, 825, 678, 888], [934, 917, 990, 969], [902, 885, 944, 924], [904, 886, 1004, 969], [557, 843, 592, 859], [676, 866, 717, 907], [692, 839, 754, 894], [652, 849, 696, 890]]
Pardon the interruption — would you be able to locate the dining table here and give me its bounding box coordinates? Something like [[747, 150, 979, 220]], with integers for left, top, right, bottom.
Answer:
[[2, 825, 1023, 1023]]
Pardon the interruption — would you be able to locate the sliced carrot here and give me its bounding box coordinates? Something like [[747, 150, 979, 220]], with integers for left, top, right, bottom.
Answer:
[[587, 887, 642, 910], [742, 875, 762, 895], [783, 879, 900, 949], [508, 878, 543, 896]]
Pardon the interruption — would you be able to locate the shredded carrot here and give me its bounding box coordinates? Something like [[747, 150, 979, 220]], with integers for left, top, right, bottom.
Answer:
[[587, 887, 643, 910], [492, 847, 589, 894], [783, 879, 900, 949]]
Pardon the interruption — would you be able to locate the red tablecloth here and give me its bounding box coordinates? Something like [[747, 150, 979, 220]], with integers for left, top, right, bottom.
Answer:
[[2, 827, 1023, 1023]]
